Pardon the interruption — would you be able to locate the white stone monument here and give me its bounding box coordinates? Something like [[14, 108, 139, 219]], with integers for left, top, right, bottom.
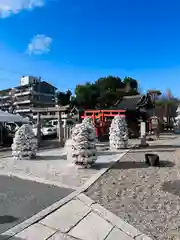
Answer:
[[71, 122, 97, 167], [174, 106, 180, 133], [82, 117, 98, 142], [109, 115, 128, 150], [12, 124, 37, 160]]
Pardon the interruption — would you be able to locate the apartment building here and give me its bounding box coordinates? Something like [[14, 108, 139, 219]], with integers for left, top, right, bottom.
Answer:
[[0, 76, 57, 117]]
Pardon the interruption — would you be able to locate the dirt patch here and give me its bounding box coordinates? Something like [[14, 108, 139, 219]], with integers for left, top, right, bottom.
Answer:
[[86, 150, 180, 240]]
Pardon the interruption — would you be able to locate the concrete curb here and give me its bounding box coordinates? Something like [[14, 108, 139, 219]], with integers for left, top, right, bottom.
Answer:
[[77, 193, 152, 240], [1, 150, 129, 239]]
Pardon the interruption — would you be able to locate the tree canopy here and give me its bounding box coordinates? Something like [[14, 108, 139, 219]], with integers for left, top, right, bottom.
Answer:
[[55, 90, 72, 106], [74, 76, 139, 109], [55, 77, 179, 120], [154, 94, 180, 120]]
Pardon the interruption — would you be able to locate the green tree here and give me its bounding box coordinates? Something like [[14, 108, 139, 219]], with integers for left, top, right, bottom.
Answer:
[[96, 91, 119, 108], [123, 77, 139, 95], [74, 75, 140, 109], [75, 83, 99, 109], [156, 96, 179, 120], [95, 76, 124, 92], [95, 76, 125, 108], [56, 90, 72, 106]]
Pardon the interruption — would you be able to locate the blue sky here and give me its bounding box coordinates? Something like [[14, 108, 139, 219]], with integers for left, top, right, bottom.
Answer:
[[0, 0, 180, 96]]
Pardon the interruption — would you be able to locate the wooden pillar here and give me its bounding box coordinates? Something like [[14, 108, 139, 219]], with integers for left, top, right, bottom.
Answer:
[[58, 111, 63, 146], [37, 112, 41, 147]]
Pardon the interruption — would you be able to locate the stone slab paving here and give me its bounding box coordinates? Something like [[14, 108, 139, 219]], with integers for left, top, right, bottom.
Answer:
[[40, 199, 90, 233], [106, 227, 133, 240], [91, 203, 141, 238], [6, 194, 152, 240], [0, 135, 177, 190], [0, 147, 129, 239], [1, 135, 177, 240], [14, 223, 56, 240], [0, 148, 125, 189], [69, 212, 113, 240], [47, 232, 75, 240]]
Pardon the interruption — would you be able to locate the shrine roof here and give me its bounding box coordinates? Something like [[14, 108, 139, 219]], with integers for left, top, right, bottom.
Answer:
[[117, 95, 142, 110]]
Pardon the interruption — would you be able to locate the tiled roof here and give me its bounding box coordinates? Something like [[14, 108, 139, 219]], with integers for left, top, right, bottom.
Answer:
[[117, 95, 142, 110]]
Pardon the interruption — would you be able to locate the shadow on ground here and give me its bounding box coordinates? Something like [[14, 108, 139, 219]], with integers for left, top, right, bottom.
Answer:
[[92, 160, 175, 170], [97, 151, 124, 156], [0, 235, 24, 240], [32, 155, 67, 161], [146, 145, 180, 149], [159, 137, 178, 140], [130, 149, 175, 153], [162, 180, 180, 197], [118, 160, 174, 169], [91, 161, 114, 170], [0, 216, 18, 224]]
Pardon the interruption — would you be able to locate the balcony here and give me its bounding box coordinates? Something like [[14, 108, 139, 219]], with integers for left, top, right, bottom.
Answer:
[[15, 108, 31, 113], [0, 102, 10, 107], [33, 100, 55, 106], [14, 100, 31, 105], [14, 90, 32, 97], [33, 92, 55, 96], [0, 95, 10, 99]]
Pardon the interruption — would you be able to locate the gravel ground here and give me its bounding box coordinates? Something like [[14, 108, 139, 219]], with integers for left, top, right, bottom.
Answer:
[[86, 148, 180, 240]]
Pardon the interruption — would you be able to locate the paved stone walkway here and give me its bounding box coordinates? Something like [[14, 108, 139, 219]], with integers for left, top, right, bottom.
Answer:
[[2, 193, 152, 240], [0, 148, 153, 240], [1, 135, 179, 240], [0, 148, 126, 190]]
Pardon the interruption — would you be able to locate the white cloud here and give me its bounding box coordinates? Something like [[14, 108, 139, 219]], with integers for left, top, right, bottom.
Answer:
[[0, 0, 45, 18], [27, 34, 52, 55]]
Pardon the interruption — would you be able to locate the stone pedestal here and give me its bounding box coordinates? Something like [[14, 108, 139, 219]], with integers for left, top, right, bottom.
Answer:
[[140, 122, 147, 146], [64, 138, 73, 162]]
